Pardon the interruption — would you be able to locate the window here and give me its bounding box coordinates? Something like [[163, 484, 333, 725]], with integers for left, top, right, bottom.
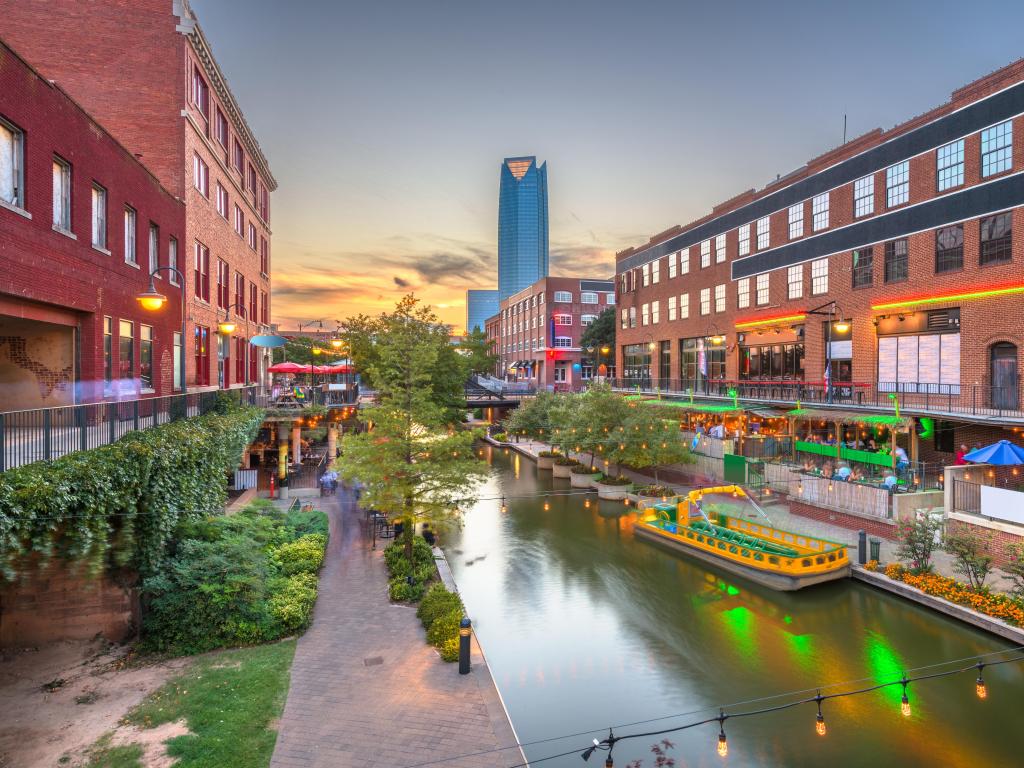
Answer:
[[756, 273, 769, 305], [248, 222, 257, 250], [581, 291, 598, 304], [981, 120, 1012, 177], [737, 278, 750, 309], [215, 108, 229, 147], [118, 320, 134, 383], [553, 291, 572, 303], [854, 175, 874, 218], [812, 193, 829, 231], [216, 259, 229, 308], [787, 203, 803, 240], [756, 217, 770, 249], [668, 295, 677, 322], [554, 313, 572, 325], [235, 272, 245, 312], [194, 241, 210, 302], [216, 182, 228, 218], [91, 184, 107, 248], [261, 291, 269, 325], [173, 331, 182, 390], [249, 283, 258, 322], [620, 274, 628, 294], [739, 343, 805, 381], [168, 237, 179, 285], [787, 265, 803, 299], [148, 223, 159, 274], [629, 306, 636, 328], [581, 314, 598, 326], [246, 163, 257, 193], [699, 288, 711, 316], [235, 337, 246, 384], [886, 161, 909, 207], [937, 139, 964, 191], [878, 333, 960, 394], [0, 118, 25, 208], [652, 300, 661, 324], [852, 247, 874, 287], [260, 237, 269, 275], [194, 325, 210, 387], [233, 140, 244, 174], [103, 317, 113, 391], [642, 263, 650, 286], [193, 154, 209, 196], [935, 225, 963, 273], [811, 258, 828, 295], [553, 364, 567, 383], [140, 325, 153, 390], [258, 183, 269, 222], [192, 67, 209, 119], [553, 337, 573, 348], [642, 303, 650, 326], [234, 205, 244, 236], [52, 157, 71, 231], [738, 224, 751, 256], [714, 284, 726, 313], [679, 293, 689, 319], [980, 212, 1012, 265], [621, 308, 628, 329], [123, 207, 137, 264], [681, 249, 690, 274], [884, 239, 908, 283], [668, 252, 678, 279], [700, 239, 711, 268], [715, 234, 726, 263]]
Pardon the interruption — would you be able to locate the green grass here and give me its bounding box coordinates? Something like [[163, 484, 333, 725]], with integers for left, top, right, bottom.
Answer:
[[84, 735, 144, 768], [124, 639, 297, 768]]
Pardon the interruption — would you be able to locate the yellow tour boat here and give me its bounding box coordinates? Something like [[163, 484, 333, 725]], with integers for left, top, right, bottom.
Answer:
[[635, 485, 850, 591]]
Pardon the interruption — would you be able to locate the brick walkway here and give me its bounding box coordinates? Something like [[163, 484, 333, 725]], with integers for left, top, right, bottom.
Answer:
[[270, 489, 523, 768]]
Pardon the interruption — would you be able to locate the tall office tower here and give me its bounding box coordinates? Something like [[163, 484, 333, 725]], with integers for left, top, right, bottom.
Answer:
[[498, 156, 548, 299], [465, 289, 499, 333]]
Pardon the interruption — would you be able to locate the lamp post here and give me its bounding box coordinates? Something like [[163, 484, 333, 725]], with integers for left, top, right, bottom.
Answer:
[[807, 301, 847, 404], [136, 266, 187, 395], [218, 302, 251, 389]]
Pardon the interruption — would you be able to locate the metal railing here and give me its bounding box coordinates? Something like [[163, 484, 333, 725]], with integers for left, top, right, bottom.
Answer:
[[611, 378, 1024, 420], [0, 386, 261, 472], [952, 478, 982, 514]]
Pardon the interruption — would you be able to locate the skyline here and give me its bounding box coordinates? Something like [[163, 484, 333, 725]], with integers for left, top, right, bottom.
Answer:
[[190, 0, 1024, 331]]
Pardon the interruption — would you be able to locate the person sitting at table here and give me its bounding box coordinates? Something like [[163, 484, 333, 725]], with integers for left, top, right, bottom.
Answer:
[[883, 472, 898, 491], [849, 466, 863, 482], [866, 438, 878, 452], [836, 462, 852, 481], [821, 460, 834, 479]]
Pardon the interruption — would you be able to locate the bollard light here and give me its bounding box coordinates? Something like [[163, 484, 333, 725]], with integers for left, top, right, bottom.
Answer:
[[458, 617, 472, 675]]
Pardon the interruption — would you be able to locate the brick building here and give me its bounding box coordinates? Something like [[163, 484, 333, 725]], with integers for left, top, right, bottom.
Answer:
[[0, 40, 185, 408], [0, 0, 276, 393], [490, 277, 615, 390]]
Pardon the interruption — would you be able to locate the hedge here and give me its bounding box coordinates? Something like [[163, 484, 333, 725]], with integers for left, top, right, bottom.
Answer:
[[0, 403, 263, 581]]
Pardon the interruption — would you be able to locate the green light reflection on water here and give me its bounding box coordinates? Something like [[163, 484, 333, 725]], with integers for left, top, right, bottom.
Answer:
[[720, 606, 758, 663], [865, 630, 905, 704]]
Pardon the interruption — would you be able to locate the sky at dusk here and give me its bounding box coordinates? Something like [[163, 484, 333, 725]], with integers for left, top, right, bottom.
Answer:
[[192, 0, 1024, 332]]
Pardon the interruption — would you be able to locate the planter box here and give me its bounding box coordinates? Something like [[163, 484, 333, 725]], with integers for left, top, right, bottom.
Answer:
[[536, 455, 555, 470], [571, 471, 602, 488], [552, 462, 578, 478], [597, 482, 633, 500]]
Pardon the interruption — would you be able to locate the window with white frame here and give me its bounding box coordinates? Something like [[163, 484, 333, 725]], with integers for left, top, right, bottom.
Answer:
[[605, 292, 615, 305], [248, 222, 257, 250], [811, 258, 828, 295], [668, 295, 677, 321], [738, 224, 751, 256], [124, 207, 137, 264], [699, 288, 711, 315], [981, 120, 1012, 177], [787, 264, 803, 299], [652, 300, 660, 323], [715, 234, 726, 263], [700, 240, 711, 268], [148, 223, 159, 274], [91, 185, 107, 248], [681, 249, 691, 274], [580, 291, 598, 304], [854, 175, 874, 217], [812, 192, 829, 231], [641, 303, 650, 326], [629, 306, 636, 327], [755, 273, 769, 305], [737, 278, 750, 309], [554, 290, 572, 303], [553, 337, 573, 348], [554, 313, 572, 325], [679, 293, 690, 319], [169, 237, 179, 285], [668, 251, 678, 278], [52, 157, 71, 231], [937, 139, 964, 191], [620, 274, 628, 294], [886, 161, 909, 207], [642, 263, 650, 286], [0, 118, 25, 208], [193, 153, 208, 196], [756, 217, 770, 249], [234, 205, 244, 236], [621, 308, 628, 329], [788, 203, 803, 239], [216, 182, 228, 218], [714, 284, 726, 313], [581, 314, 598, 326], [652, 259, 660, 283]]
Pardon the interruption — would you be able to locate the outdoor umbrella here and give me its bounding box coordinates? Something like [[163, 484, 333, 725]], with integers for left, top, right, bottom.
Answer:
[[267, 361, 308, 374], [249, 334, 288, 348], [963, 440, 1024, 465]]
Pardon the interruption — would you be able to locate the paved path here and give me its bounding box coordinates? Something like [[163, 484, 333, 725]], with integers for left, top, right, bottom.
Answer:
[[271, 489, 524, 768]]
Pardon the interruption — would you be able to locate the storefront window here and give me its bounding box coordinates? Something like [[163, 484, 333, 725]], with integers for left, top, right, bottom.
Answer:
[[622, 344, 652, 382], [678, 337, 725, 391], [739, 343, 804, 380]]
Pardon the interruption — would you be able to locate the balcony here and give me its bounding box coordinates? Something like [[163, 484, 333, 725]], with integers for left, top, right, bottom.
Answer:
[[611, 378, 1024, 423]]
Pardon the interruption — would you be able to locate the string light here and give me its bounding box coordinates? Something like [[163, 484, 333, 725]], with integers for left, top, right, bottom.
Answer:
[[900, 678, 911, 717], [716, 714, 728, 757], [815, 693, 826, 736], [976, 663, 987, 699], [543, 499, 551, 511], [500, 498, 507, 514]]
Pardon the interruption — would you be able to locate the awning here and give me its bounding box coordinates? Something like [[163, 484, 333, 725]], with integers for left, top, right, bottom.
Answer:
[[787, 406, 907, 427], [631, 396, 785, 418]]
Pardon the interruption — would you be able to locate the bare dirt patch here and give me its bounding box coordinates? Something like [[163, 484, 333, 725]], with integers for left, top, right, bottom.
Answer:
[[106, 719, 190, 768], [0, 638, 189, 768]]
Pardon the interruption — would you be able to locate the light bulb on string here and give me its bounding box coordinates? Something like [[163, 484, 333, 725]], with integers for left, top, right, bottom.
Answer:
[[815, 694, 827, 736], [500, 498, 507, 514], [900, 679, 912, 717], [717, 714, 728, 758], [976, 663, 987, 699]]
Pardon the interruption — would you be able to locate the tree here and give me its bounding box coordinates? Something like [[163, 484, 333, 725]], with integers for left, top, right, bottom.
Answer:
[[503, 390, 561, 442], [339, 313, 381, 388], [580, 307, 615, 354], [942, 527, 994, 590], [567, 383, 632, 469], [895, 516, 943, 573], [459, 328, 499, 376], [271, 335, 321, 365], [1007, 544, 1024, 599], [610, 402, 693, 483]]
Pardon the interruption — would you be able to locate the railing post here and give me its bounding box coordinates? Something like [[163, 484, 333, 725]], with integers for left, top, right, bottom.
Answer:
[[133, 400, 140, 432], [109, 402, 116, 444], [0, 413, 5, 473], [78, 405, 87, 452], [43, 409, 52, 462]]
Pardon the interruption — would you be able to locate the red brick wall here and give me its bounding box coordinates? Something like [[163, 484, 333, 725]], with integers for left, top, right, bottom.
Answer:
[[948, 519, 1024, 569], [0, 42, 184, 405]]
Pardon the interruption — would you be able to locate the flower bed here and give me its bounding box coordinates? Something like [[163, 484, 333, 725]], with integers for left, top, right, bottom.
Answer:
[[881, 563, 1024, 627]]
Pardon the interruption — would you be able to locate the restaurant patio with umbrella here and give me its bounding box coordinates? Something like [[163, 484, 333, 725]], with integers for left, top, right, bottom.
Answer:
[[963, 440, 1024, 465], [267, 361, 309, 374]]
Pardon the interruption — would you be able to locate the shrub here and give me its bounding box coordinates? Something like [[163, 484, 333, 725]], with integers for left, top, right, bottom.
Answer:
[[275, 534, 327, 575], [864, 559, 880, 572], [598, 474, 633, 486], [538, 450, 561, 458], [884, 562, 905, 580], [895, 516, 942, 573], [268, 572, 319, 632], [637, 485, 672, 497], [426, 608, 463, 647], [491, 432, 507, 442], [389, 576, 425, 602], [570, 464, 600, 475], [942, 527, 994, 591], [554, 456, 580, 466], [284, 509, 329, 538], [1008, 544, 1024, 599], [438, 637, 460, 662], [417, 583, 463, 629]]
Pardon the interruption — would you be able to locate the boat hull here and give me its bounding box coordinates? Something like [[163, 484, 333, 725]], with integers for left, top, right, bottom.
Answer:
[[634, 523, 849, 591]]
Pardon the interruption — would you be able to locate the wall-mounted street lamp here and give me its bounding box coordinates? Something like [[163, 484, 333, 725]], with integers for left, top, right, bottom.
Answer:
[[136, 265, 187, 394]]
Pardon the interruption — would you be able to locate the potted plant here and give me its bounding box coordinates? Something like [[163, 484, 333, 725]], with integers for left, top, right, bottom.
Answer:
[[552, 455, 581, 478], [536, 449, 560, 470], [596, 473, 634, 500], [570, 463, 603, 487], [491, 431, 507, 444], [636, 484, 673, 499]]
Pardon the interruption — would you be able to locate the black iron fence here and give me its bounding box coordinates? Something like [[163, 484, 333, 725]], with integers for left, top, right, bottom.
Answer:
[[610, 378, 1024, 420], [0, 386, 261, 472], [952, 478, 982, 514]]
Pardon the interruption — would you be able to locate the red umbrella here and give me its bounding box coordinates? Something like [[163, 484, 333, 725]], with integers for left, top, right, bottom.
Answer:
[[323, 364, 353, 374], [268, 361, 307, 374]]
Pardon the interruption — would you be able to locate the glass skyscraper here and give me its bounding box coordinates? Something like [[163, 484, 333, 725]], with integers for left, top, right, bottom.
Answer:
[[498, 156, 548, 299], [465, 289, 499, 333]]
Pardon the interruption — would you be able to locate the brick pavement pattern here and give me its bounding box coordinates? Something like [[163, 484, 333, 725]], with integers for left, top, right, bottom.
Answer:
[[270, 489, 522, 768]]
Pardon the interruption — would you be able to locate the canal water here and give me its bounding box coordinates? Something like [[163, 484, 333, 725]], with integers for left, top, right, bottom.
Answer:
[[443, 445, 1023, 768]]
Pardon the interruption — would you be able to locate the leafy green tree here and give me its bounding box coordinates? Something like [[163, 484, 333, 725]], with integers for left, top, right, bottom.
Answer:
[[579, 307, 616, 365], [569, 383, 632, 469], [503, 390, 561, 441], [942, 527, 994, 590], [459, 327, 499, 376], [607, 401, 693, 482], [895, 516, 943, 573], [339, 313, 381, 387], [432, 339, 470, 424]]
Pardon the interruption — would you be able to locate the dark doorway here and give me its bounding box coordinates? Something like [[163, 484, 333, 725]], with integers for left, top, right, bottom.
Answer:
[[990, 343, 1018, 410]]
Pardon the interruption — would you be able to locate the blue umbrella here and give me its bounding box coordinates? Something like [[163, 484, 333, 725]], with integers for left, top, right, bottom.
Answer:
[[250, 334, 288, 348], [963, 440, 1024, 465]]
